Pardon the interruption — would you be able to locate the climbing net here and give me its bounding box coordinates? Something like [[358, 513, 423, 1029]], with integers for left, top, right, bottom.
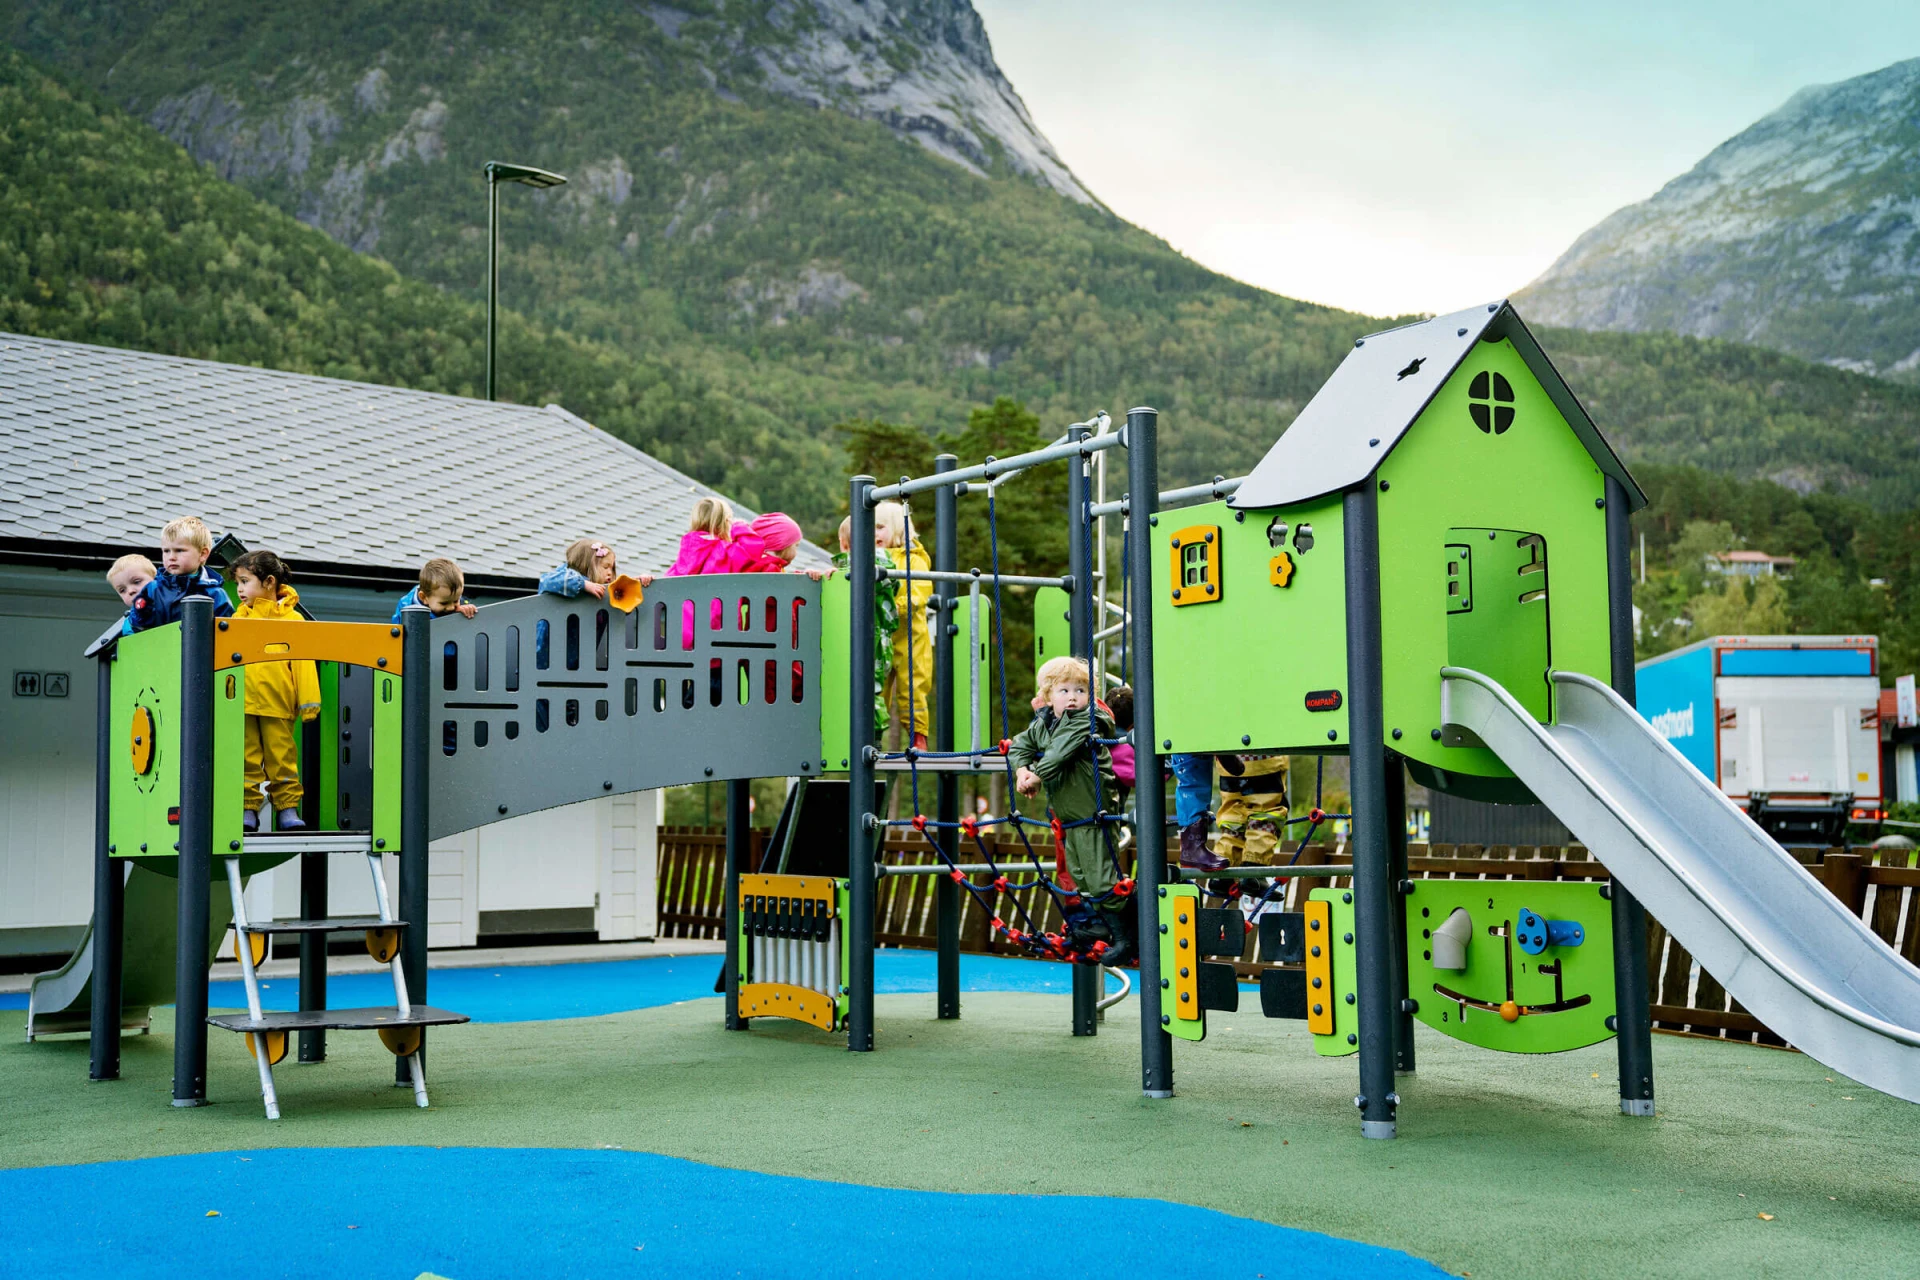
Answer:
[[870, 477, 1135, 965]]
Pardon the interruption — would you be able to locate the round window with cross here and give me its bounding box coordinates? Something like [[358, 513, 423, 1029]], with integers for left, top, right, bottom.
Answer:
[[1468, 370, 1515, 434]]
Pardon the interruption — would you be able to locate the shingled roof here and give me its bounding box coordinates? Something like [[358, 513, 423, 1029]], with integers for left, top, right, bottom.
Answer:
[[0, 332, 822, 583]]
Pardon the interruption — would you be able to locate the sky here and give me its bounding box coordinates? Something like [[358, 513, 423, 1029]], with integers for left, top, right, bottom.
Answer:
[[975, 1, 1920, 318]]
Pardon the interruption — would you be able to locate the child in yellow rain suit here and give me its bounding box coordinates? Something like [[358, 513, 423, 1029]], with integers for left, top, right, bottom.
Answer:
[[230, 551, 320, 832], [876, 501, 934, 750]]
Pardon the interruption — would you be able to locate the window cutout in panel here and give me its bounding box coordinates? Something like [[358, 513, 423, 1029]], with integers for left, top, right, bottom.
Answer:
[[625, 677, 639, 716], [506, 626, 521, 690], [654, 678, 667, 712], [710, 597, 725, 634], [681, 599, 695, 651], [791, 598, 806, 648], [443, 640, 458, 691], [595, 610, 610, 671], [737, 658, 750, 706], [535, 699, 550, 733], [738, 596, 750, 631], [791, 660, 805, 703], [654, 601, 668, 650], [535, 619, 550, 670], [625, 607, 640, 650], [565, 698, 580, 728], [505, 721, 519, 740], [765, 659, 777, 704], [442, 721, 457, 756], [565, 614, 580, 671], [682, 678, 695, 710], [474, 720, 489, 748], [474, 631, 490, 691], [595, 699, 609, 721], [765, 596, 778, 633], [710, 658, 723, 707]]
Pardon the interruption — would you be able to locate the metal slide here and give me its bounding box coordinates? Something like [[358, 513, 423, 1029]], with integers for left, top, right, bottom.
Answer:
[[1441, 667, 1920, 1103], [28, 863, 233, 1041]]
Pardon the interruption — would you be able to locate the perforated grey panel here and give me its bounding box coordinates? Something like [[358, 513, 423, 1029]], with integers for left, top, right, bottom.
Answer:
[[427, 576, 826, 839]]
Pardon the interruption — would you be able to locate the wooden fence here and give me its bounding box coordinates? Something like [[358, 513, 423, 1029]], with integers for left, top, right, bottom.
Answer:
[[655, 828, 1920, 1052]]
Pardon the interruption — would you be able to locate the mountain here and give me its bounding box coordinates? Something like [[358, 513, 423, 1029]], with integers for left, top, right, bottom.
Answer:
[[1, 0, 1379, 498], [1519, 58, 1920, 382], [8, 4, 1920, 521]]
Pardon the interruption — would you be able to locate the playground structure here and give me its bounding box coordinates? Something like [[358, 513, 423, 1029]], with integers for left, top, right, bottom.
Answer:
[[65, 298, 1920, 1131]]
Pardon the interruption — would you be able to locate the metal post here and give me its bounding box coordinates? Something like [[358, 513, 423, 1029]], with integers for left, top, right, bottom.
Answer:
[[1343, 481, 1396, 1139], [298, 851, 328, 1062], [933, 454, 962, 1021], [89, 652, 123, 1082], [1605, 474, 1656, 1116], [171, 597, 214, 1107], [1127, 408, 1174, 1096], [1066, 424, 1100, 1036], [724, 777, 749, 1029], [847, 477, 879, 1051], [1385, 753, 1414, 1074], [397, 604, 432, 1083], [485, 171, 499, 401]]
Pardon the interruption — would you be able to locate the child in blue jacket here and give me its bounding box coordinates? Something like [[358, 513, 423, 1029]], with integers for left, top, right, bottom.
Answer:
[[392, 557, 479, 623], [127, 517, 233, 631]]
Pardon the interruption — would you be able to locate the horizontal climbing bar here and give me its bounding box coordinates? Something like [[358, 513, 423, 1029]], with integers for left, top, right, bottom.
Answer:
[[877, 568, 1073, 590], [868, 428, 1124, 502], [878, 862, 1060, 877], [1089, 474, 1244, 519], [1172, 864, 1355, 880]]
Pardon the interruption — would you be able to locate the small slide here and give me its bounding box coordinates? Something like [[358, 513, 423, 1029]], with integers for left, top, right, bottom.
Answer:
[[27, 863, 232, 1040], [1442, 666, 1920, 1103]]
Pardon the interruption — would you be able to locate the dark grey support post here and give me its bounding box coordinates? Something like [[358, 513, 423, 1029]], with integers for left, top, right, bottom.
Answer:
[[1066, 424, 1100, 1036], [298, 852, 328, 1063], [1126, 408, 1173, 1097], [933, 454, 962, 1021], [398, 604, 432, 1084], [1343, 482, 1396, 1139], [1605, 474, 1656, 1116], [171, 597, 214, 1107], [724, 777, 749, 1030], [90, 652, 123, 1082], [847, 477, 879, 1051], [1385, 753, 1414, 1074]]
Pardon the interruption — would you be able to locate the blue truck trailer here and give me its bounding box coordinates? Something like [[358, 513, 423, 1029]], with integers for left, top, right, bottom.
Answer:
[[1637, 635, 1882, 845]]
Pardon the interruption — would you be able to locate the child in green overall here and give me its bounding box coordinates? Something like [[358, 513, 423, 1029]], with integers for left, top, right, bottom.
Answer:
[[1011, 656, 1134, 965]]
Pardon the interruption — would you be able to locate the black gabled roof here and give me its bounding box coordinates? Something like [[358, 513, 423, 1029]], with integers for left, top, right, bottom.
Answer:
[[1230, 300, 1645, 511]]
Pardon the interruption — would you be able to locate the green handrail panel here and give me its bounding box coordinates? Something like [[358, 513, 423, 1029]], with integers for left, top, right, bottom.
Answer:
[[1310, 887, 1360, 1057], [373, 670, 403, 854]]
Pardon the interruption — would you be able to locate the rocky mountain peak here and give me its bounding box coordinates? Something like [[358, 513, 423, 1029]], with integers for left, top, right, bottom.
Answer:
[[1518, 56, 1920, 380], [654, 0, 1092, 204]]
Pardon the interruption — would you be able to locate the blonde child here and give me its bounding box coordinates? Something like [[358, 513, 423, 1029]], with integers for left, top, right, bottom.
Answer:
[[875, 501, 933, 751], [128, 517, 233, 631], [667, 497, 738, 576], [107, 553, 156, 635], [392, 557, 479, 622], [230, 551, 320, 833], [1009, 657, 1131, 964]]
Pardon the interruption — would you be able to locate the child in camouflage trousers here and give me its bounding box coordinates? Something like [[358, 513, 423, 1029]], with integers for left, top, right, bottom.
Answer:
[[1214, 753, 1289, 863]]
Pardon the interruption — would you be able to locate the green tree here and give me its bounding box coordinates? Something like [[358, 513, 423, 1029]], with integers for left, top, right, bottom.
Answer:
[[1689, 575, 1790, 637]]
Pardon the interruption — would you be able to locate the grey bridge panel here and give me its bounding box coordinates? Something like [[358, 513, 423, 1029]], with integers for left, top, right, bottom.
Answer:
[[428, 576, 826, 839], [1442, 666, 1920, 1103]]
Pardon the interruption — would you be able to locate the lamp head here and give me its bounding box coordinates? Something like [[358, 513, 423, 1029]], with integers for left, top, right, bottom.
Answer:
[[484, 161, 568, 188]]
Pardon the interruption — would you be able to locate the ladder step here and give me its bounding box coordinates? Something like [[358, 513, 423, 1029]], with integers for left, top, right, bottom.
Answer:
[[208, 1006, 468, 1034], [237, 916, 409, 935], [239, 833, 375, 855]]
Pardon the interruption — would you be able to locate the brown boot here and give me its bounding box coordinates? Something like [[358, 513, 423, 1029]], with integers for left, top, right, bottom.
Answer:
[[1179, 816, 1228, 871]]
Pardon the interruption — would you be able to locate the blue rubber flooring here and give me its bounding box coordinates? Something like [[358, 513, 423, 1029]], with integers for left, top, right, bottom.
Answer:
[[203, 950, 1122, 1022], [0, 1146, 1447, 1279], [0, 951, 1122, 1022]]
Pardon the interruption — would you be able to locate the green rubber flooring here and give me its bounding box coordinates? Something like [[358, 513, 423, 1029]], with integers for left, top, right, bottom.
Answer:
[[5, 994, 1919, 1279]]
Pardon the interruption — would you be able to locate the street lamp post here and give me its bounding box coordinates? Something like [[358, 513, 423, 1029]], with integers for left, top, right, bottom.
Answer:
[[484, 160, 568, 402]]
